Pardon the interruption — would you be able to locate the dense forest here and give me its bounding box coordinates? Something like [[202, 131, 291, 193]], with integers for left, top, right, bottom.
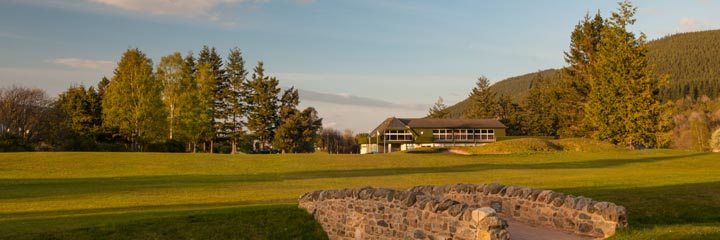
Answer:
[[433, 2, 720, 150]]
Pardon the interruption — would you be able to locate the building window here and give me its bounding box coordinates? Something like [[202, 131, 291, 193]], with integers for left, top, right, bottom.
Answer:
[[384, 130, 412, 141], [433, 129, 496, 142]]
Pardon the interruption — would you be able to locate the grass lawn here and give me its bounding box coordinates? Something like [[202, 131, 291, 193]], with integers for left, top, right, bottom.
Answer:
[[1, 149, 719, 239]]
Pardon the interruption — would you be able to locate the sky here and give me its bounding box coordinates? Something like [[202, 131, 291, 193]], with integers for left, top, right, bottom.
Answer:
[[1, 0, 718, 132]]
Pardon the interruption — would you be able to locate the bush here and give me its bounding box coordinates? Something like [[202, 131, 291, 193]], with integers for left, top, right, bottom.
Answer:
[[405, 147, 443, 154], [146, 139, 187, 153], [0, 134, 34, 152]]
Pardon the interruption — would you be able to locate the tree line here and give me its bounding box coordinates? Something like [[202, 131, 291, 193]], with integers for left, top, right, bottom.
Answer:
[[1, 47, 322, 153], [431, 1, 671, 149]]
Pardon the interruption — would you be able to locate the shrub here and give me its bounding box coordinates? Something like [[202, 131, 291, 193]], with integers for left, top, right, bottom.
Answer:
[[0, 134, 34, 152]]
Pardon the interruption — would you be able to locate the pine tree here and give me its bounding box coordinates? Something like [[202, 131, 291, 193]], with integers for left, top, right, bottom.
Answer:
[[197, 46, 226, 153], [273, 107, 322, 153], [427, 97, 450, 118], [586, 1, 668, 148], [522, 73, 560, 136], [224, 47, 248, 154], [102, 48, 167, 151], [559, 11, 605, 138], [464, 76, 498, 119], [56, 85, 103, 138], [245, 62, 281, 151], [497, 94, 523, 135]]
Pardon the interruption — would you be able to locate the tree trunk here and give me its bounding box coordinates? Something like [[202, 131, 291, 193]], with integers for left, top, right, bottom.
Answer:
[[231, 140, 236, 154], [210, 139, 214, 154]]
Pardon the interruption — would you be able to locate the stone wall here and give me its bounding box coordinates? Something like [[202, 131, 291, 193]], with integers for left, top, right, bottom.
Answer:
[[298, 187, 510, 240], [409, 184, 627, 238]]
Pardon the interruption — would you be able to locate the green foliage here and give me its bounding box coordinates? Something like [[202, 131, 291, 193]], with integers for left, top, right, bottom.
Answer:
[[102, 48, 168, 151], [0, 134, 34, 151], [157, 52, 184, 140], [427, 96, 451, 118], [521, 72, 560, 136], [224, 48, 248, 154], [649, 30, 720, 100], [404, 147, 443, 154], [198, 46, 228, 148], [245, 62, 281, 150], [273, 107, 322, 153], [464, 76, 498, 119], [585, 1, 667, 148]]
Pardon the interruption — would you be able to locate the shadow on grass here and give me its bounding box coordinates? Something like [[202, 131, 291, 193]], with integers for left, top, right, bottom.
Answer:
[[0, 152, 707, 200], [555, 181, 720, 240], [0, 204, 327, 240]]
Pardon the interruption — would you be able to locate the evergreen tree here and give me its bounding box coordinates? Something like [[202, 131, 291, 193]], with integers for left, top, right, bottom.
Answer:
[[497, 94, 523, 136], [224, 47, 248, 154], [279, 87, 300, 120], [586, 1, 668, 148], [427, 97, 451, 118], [245, 62, 281, 151], [273, 107, 322, 153], [102, 48, 167, 151], [56, 85, 102, 138], [197, 46, 226, 153], [157, 52, 184, 140], [559, 11, 605, 138], [175, 52, 212, 152], [464, 76, 498, 119], [521, 73, 560, 136]]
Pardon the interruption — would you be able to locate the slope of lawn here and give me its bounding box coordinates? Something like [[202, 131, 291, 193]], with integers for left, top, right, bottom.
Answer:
[[1, 149, 719, 239]]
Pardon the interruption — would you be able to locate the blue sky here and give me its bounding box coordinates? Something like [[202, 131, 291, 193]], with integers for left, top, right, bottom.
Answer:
[[1, 0, 718, 132]]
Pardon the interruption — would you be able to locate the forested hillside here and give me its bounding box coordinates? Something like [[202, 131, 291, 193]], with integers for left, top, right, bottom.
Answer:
[[446, 29, 720, 114], [648, 30, 720, 100]]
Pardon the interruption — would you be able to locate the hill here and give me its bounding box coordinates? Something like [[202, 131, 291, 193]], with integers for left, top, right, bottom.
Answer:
[[446, 29, 720, 115]]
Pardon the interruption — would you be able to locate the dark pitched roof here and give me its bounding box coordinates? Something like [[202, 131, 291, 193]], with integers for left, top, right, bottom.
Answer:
[[370, 117, 506, 136]]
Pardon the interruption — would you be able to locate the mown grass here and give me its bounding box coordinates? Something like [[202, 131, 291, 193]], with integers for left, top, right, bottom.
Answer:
[[0, 149, 719, 239]]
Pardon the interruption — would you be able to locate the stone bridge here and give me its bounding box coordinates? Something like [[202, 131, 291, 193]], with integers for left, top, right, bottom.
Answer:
[[298, 183, 627, 240]]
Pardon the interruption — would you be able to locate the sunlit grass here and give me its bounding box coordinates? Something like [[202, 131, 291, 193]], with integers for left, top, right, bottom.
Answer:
[[1, 150, 719, 239]]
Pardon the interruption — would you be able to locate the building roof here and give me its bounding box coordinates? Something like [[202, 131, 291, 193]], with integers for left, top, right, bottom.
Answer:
[[370, 117, 506, 136]]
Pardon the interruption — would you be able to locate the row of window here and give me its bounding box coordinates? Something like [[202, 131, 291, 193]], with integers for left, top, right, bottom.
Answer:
[[381, 129, 496, 142], [432, 129, 495, 141], [383, 129, 413, 141]]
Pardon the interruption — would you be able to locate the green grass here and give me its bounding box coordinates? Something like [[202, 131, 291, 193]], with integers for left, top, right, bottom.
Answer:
[[1, 150, 719, 239]]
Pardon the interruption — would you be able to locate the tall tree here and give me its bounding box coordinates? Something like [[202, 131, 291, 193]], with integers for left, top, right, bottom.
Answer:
[[157, 52, 184, 140], [245, 62, 281, 151], [521, 73, 560, 136], [224, 47, 248, 154], [175, 52, 212, 152], [102, 48, 167, 151], [427, 97, 451, 118], [559, 11, 605, 138], [586, 1, 668, 148], [56, 85, 102, 138], [198, 46, 227, 153], [497, 94, 523, 135], [273, 107, 322, 153], [464, 76, 498, 119]]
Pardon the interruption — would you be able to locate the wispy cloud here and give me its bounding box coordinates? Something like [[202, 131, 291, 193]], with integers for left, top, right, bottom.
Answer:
[[679, 17, 707, 32], [295, 88, 427, 110], [48, 58, 115, 71], [86, 0, 271, 24]]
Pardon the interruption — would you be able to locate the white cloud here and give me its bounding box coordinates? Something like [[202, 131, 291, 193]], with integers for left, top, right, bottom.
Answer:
[[48, 58, 115, 71], [86, 0, 269, 23], [679, 17, 707, 32]]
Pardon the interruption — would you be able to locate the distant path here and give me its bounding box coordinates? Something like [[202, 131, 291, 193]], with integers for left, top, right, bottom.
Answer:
[[506, 221, 597, 240]]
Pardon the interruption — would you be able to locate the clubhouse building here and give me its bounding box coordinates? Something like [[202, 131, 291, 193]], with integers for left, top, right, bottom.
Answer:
[[360, 117, 507, 154]]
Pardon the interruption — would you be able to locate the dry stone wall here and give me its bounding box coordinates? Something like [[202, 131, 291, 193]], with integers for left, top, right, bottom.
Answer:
[[298, 187, 510, 240], [409, 184, 627, 238]]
